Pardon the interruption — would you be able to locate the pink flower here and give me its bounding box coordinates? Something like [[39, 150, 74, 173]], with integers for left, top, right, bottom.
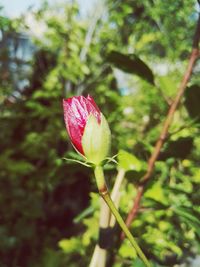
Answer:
[[63, 95, 101, 155]]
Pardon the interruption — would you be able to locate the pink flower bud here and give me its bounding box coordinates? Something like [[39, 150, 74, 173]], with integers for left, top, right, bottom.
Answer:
[[63, 95, 101, 155], [63, 95, 111, 164]]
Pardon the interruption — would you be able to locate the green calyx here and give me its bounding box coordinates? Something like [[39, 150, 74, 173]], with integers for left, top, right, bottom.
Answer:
[[82, 113, 111, 165]]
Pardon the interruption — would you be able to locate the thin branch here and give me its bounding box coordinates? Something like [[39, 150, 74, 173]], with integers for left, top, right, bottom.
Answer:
[[122, 11, 200, 237]]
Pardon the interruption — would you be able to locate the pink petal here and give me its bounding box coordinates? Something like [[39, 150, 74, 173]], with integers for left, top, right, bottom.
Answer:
[[63, 95, 101, 155]]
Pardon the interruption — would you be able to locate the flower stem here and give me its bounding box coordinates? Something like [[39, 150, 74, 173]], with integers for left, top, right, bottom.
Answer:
[[94, 166, 151, 267]]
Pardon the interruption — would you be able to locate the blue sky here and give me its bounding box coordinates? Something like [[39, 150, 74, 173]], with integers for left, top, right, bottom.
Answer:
[[0, 0, 93, 17]]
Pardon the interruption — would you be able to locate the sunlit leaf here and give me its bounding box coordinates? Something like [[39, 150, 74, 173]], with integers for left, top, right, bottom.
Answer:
[[118, 149, 143, 171]]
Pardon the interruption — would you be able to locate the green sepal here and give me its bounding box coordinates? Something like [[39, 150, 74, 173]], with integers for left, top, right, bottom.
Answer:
[[63, 157, 92, 167], [82, 113, 111, 165]]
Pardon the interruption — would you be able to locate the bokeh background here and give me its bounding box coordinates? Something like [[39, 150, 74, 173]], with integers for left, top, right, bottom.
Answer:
[[1, 0, 200, 266]]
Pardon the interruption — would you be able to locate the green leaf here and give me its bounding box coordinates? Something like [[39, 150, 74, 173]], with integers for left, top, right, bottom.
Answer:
[[159, 137, 193, 160], [173, 206, 200, 238], [118, 150, 142, 172], [173, 207, 200, 226], [157, 75, 179, 97], [58, 237, 83, 254], [145, 182, 169, 206], [106, 50, 154, 84], [119, 239, 137, 259], [73, 206, 94, 223], [184, 84, 200, 122]]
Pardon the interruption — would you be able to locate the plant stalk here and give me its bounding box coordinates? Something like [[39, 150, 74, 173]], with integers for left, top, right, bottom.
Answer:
[[89, 168, 125, 267], [94, 166, 151, 267]]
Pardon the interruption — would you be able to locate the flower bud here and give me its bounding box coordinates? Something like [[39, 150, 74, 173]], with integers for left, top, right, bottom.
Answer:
[[63, 95, 111, 165]]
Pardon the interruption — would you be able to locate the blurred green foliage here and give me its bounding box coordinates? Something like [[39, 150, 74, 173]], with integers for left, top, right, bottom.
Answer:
[[0, 0, 200, 266]]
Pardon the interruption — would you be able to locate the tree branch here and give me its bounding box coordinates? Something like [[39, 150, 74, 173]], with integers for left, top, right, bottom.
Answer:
[[122, 11, 200, 238]]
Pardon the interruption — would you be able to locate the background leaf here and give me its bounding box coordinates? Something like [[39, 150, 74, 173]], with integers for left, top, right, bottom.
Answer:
[[106, 50, 155, 84], [184, 84, 200, 122]]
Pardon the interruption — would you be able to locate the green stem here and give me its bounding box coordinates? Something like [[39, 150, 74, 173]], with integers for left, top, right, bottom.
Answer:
[[94, 166, 151, 267], [94, 165, 106, 192], [102, 193, 151, 267]]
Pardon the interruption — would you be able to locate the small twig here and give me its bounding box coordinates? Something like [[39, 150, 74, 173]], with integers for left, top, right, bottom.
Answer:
[[122, 11, 200, 237]]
